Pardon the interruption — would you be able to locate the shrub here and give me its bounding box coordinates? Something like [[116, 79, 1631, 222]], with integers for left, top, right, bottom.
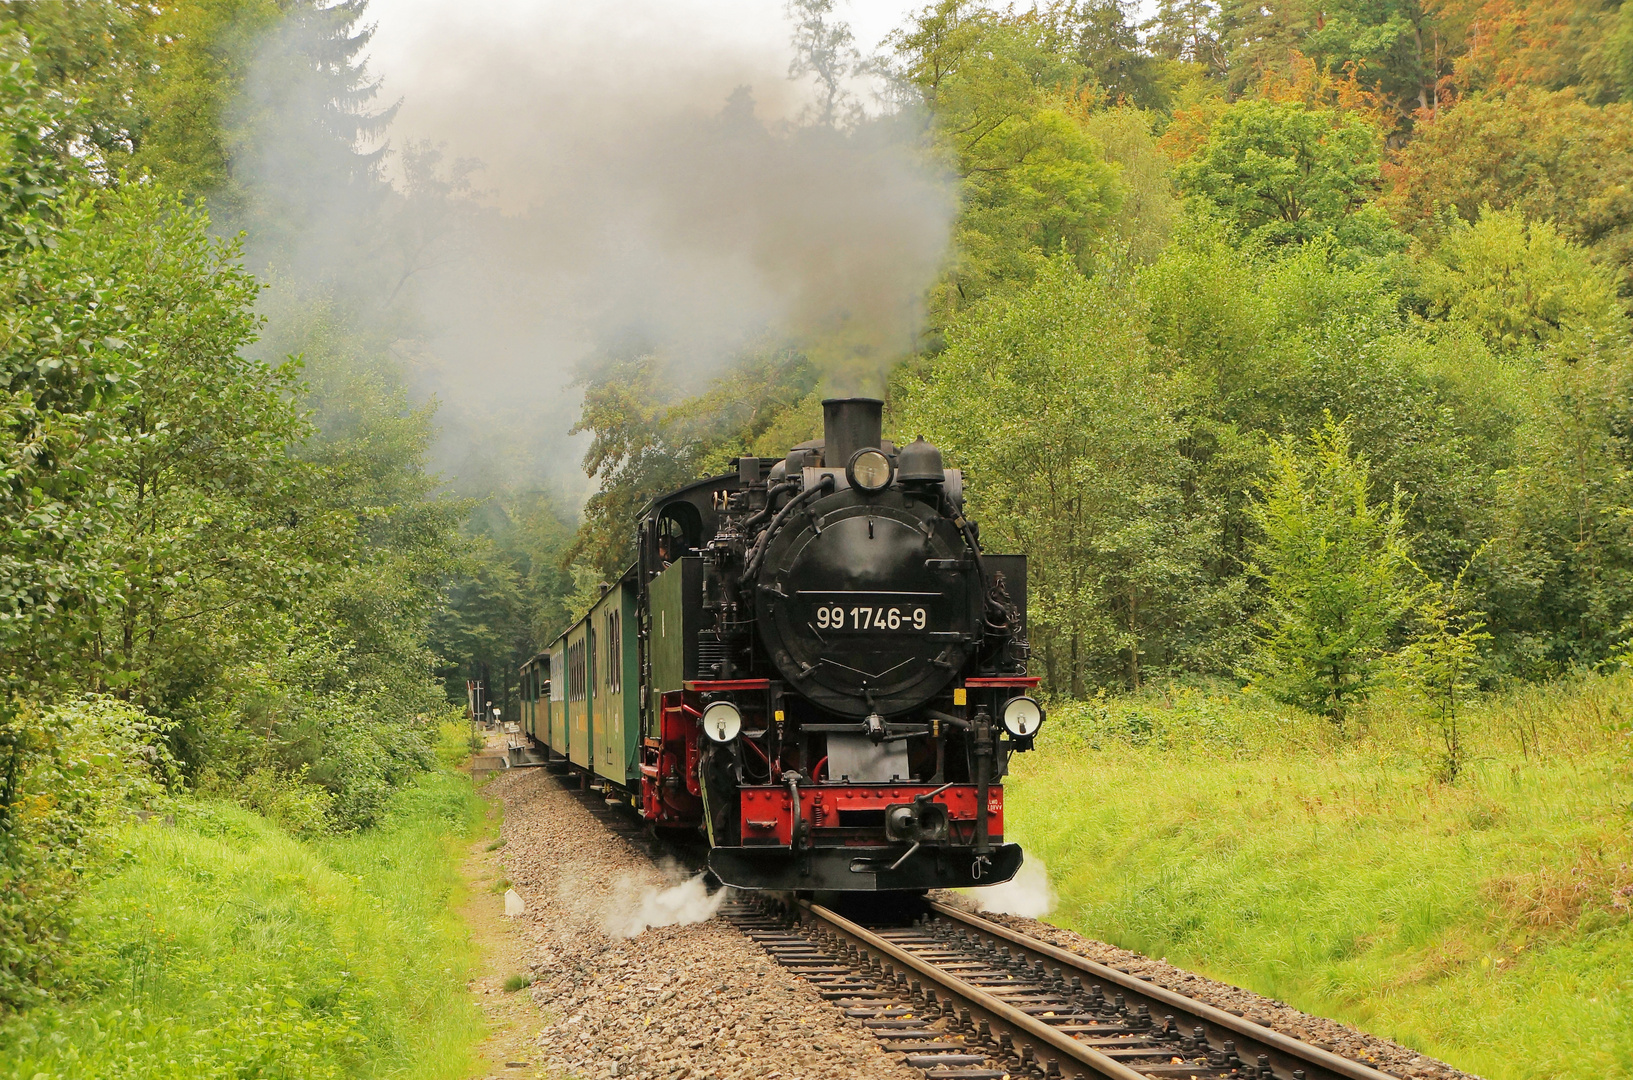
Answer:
[[0, 698, 172, 1013], [1046, 681, 1341, 757]]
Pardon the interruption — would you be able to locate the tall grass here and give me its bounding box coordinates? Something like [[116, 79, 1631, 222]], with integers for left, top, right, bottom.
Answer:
[[0, 768, 488, 1079], [1010, 674, 1633, 1080]]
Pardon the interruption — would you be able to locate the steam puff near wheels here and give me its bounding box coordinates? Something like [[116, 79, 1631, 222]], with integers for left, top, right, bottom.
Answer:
[[603, 870, 729, 938], [963, 857, 1056, 918]]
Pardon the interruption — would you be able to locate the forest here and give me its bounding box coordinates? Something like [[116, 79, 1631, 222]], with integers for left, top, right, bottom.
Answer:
[[577, 0, 1633, 706], [0, 0, 1631, 1071]]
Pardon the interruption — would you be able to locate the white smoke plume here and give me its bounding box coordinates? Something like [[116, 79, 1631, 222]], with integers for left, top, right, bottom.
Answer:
[[602, 871, 729, 939], [968, 856, 1057, 918], [240, 0, 955, 488]]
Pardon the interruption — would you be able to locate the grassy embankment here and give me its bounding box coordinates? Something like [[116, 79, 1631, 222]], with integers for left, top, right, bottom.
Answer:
[[1005, 675, 1633, 1080], [0, 728, 490, 1080]]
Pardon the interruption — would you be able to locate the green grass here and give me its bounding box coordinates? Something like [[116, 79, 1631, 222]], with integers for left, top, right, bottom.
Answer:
[[0, 769, 488, 1080], [1007, 678, 1633, 1080]]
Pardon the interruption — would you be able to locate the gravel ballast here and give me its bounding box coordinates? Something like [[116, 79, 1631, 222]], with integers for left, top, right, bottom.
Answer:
[[941, 897, 1481, 1080], [487, 768, 922, 1080]]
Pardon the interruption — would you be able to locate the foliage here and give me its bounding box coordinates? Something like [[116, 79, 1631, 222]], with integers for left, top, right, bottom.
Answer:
[[1142, 0, 1225, 74], [126, 0, 284, 199], [0, 768, 487, 1078], [1006, 675, 1633, 1080], [1488, 331, 1633, 673], [428, 495, 578, 713], [1046, 680, 1344, 755], [9, 0, 1633, 1051], [568, 349, 819, 579], [1142, 229, 1522, 598], [82, 187, 313, 716], [1246, 417, 1419, 722], [1418, 207, 1630, 349], [0, 698, 171, 1014], [0, 11, 463, 839], [785, 0, 865, 128], [898, 256, 1225, 693], [1077, 105, 1181, 265], [1, 180, 452, 831], [0, 39, 70, 253], [1173, 98, 1402, 253], [1144, 0, 1632, 136], [1444, 0, 1632, 102], [1068, 0, 1176, 109], [1606, 0, 1633, 100], [0, 2, 149, 178], [1386, 88, 1633, 293], [1392, 559, 1492, 782], [887, 1, 1123, 316], [0, 0, 471, 1025]]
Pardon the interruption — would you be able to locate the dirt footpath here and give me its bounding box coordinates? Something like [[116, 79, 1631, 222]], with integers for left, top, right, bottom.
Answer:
[[466, 767, 921, 1080]]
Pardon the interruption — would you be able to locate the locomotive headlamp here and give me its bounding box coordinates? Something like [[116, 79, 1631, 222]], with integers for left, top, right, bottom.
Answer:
[[846, 448, 894, 493], [701, 700, 742, 743], [1000, 696, 1044, 738]]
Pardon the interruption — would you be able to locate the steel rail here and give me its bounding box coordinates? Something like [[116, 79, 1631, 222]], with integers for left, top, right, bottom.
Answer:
[[802, 900, 1150, 1080], [929, 902, 1396, 1080], [550, 770, 1399, 1080]]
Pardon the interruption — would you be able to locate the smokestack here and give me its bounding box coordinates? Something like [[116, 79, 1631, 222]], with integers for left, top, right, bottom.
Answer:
[[822, 397, 883, 467]]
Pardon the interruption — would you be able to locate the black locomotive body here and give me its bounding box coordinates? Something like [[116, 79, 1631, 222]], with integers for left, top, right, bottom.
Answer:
[[519, 397, 1042, 892]]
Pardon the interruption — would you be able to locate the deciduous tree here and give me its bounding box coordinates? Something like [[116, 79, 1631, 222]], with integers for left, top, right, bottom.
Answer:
[[1174, 98, 1401, 253], [1386, 87, 1633, 291], [1418, 207, 1628, 349], [900, 257, 1215, 694]]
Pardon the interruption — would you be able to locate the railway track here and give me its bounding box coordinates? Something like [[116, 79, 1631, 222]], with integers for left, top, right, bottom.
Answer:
[[545, 771, 1402, 1080], [726, 896, 1400, 1080]]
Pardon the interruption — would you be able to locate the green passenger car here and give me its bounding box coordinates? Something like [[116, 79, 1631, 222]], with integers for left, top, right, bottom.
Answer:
[[588, 581, 638, 783], [534, 572, 643, 784], [548, 641, 567, 754]]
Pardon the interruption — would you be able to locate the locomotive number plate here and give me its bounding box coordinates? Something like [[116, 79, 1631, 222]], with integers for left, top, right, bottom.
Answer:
[[814, 604, 927, 631]]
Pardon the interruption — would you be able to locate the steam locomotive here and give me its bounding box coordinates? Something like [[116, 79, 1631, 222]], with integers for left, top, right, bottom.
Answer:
[[517, 397, 1042, 892]]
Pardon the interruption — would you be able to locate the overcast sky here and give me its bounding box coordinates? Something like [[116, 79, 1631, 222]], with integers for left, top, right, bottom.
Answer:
[[365, 0, 921, 75], [364, 0, 924, 148], [362, 0, 1166, 186]]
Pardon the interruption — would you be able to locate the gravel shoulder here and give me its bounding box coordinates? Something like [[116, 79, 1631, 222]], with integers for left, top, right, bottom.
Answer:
[[486, 767, 923, 1080], [934, 893, 1482, 1080]]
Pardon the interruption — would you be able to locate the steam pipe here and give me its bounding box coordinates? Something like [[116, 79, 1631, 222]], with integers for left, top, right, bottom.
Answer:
[[972, 708, 993, 857], [743, 475, 834, 580], [741, 479, 799, 534], [785, 771, 805, 850]]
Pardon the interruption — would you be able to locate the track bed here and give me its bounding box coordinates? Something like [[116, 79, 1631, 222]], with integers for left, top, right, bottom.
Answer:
[[490, 768, 1480, 1080]]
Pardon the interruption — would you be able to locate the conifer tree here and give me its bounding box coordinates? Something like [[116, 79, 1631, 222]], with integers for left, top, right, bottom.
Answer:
[[1246, 417, 1418, 723]]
